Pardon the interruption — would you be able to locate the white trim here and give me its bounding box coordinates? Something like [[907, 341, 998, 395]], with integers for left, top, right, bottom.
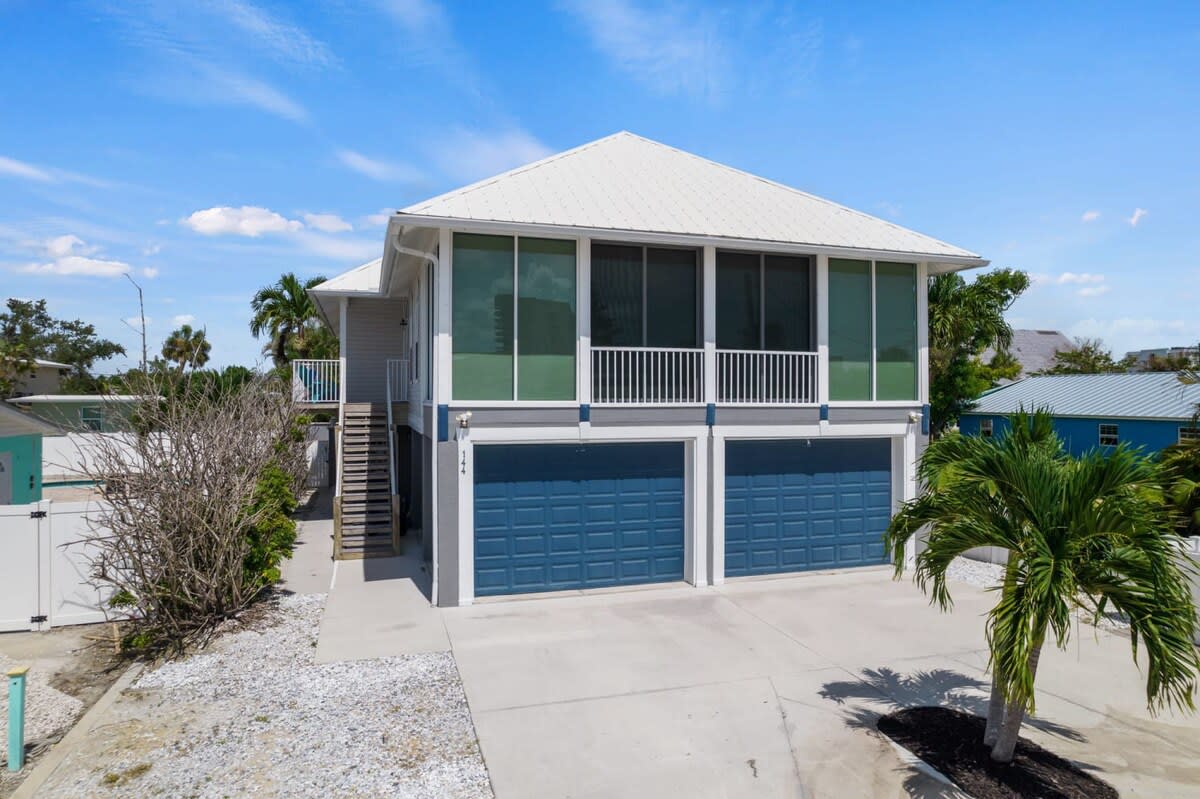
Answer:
[[692, 435, 710, 586], [899, 430, 918, 568], [446, 401, 582, 410], [467, 424, 711, 443], [436, 228, 453, 405], [869, 261, 878, 399], [702, 245, 717, 405], [825, 401, 923, 408], [710, 434, 726, 584], [578, 236, 591, 405], [394, 214, 989, 269], [815, 254, 830, 405], [916, 262, 930, 405]]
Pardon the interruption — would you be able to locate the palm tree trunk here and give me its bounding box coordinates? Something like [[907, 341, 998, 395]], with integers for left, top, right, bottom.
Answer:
[[983, 668, 1007, 746], [984, 556, 1021, 747], [990, 641, 1044, 763]]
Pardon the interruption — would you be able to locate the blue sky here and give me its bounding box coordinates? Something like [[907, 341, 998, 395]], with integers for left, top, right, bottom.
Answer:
[[2, 0, 1198, 370]]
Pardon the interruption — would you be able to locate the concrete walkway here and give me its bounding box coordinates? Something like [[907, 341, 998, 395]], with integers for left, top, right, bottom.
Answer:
[[279, 490, 336, 595]]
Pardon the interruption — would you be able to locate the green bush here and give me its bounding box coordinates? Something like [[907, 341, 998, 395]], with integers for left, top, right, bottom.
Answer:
[[244, 462, 300, 587]]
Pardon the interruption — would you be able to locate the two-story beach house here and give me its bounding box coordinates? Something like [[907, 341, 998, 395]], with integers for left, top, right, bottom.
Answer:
[[303, 132, 987, 607]]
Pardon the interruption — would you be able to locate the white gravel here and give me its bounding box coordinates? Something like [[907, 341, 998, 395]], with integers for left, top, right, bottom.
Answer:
[[40, 593, 492, 798], [0, 653, 84, 755]]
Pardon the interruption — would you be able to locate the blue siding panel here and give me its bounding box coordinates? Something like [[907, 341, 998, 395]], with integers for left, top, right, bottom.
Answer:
[[474, 442, 686, 596], [724, 438, 891, 577], [960, 413, 1187, 457]]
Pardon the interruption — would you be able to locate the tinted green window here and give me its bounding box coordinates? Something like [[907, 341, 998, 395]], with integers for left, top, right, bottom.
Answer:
[[763, 255, 811, 351], [828, 258, 872, 401], [591, 244, 642, 347], [452, 234, 513, 400], [874, 262, 917, 400], [646, 248, 698, 348], [518, 238, 576, 400], [716, 251, 760, 350]]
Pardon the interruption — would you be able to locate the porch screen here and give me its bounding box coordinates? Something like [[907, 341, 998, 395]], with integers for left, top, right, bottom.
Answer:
[[828, 258, 872, 401], [453, 234, 514, 400], [592, 244, 699, 348], [875, 262, 917, 400]]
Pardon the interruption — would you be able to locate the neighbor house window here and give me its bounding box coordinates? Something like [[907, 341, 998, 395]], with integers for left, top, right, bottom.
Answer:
[[828, 259, 918, 401], [716, 251, 812, 351], [980, 418, 993, 438], [1180, 427, 1200, 444], [1099, 423, 1119, 447], [80, 406, 103, 431], [451, 233, 576, 401], [591, 243, 699, 348]]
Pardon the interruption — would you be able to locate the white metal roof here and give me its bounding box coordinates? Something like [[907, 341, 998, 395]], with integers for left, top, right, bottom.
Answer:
[[6, 394, 142, 404], [34, 358, 74, 370], [966, 373, 1200, 421], [399, 131, 982, 262], [310, 258, 382, 294]]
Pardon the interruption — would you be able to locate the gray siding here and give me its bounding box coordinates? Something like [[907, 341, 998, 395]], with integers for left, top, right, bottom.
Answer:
[[345, 296, 408, 403], [590, 407, 708, 426], [435, 439, 459, 607], [452, 407, 579, 427], [714, 407, 821, 426], [828, 406, 916, 424]]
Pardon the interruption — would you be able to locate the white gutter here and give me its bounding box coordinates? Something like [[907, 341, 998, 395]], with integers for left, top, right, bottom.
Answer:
[[388, 226, 443, 607]]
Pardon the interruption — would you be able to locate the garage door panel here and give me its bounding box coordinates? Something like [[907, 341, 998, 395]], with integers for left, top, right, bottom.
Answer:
[[725, 438, 891, 577], [474, 442, 686, 597]]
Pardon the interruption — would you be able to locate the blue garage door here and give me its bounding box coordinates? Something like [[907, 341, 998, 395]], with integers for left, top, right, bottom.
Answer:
[[474, 443, 685, 597], [725, 438, 891, 577]]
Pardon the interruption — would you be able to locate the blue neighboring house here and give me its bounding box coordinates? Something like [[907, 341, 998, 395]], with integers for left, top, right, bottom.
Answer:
[[959, 372, 1200, 457]]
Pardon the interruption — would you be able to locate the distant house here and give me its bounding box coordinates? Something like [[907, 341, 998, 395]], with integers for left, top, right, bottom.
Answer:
[[1126, 346, 1199, 371], [980, 329, 1074, 383], [9, 358, 74, 397], [5, 395, 141, 432], [0, 402, 57, 504], [959, 372, 1200, 456]]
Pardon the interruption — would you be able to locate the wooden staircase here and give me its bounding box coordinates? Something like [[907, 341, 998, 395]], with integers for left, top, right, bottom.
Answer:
[[335, 403, 399, 559]]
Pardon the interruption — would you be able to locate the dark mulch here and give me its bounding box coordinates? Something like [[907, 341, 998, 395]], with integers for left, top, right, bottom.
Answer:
[[877, 707, 1118, 799]]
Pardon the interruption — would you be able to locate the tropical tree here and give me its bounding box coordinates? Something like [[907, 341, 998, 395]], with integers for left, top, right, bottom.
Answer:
[[928, 269, 1030, 433], [0, 298, 124, 395], [161, 324, 211, 372], [885, 410, 1199, 763], [1161, 442, 1200, 537], [1034, 336, 1133, 375], [249, 273, 333, 366]]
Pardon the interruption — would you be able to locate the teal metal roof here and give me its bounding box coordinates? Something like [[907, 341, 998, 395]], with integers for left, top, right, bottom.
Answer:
[[966, 373, 1200, 421]]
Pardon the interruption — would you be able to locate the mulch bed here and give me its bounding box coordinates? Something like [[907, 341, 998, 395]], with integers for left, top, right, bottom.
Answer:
[[877, 707, 1117, 799]]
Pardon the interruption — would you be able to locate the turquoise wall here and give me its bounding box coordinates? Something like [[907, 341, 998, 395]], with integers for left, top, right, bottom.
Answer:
[[0, 433, 43, 504]]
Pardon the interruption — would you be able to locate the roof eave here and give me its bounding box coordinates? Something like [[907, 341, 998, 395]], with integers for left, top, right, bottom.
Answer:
[[391, 212, 987, 268]]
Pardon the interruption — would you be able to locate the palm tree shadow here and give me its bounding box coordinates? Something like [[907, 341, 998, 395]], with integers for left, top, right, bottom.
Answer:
[[819, 666, 1086, 743]]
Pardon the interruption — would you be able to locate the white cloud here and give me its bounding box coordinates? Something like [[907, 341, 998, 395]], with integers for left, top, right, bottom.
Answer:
[[172, 314, 196, 326], [336, 149, 422, 182], [292, 231, 381, 261], [123, 315, 152, 330], [1056, 272, 1105, 285], [43, 234, 96, 258], [1081, 210, 1100, 222], [142, 243, 162, 256], [210, 0, 335, 68], [1128, 208, 1148, 227], [1077, 285, 1110, 298], [363, 209, 393, 227], [21, 255, 133, 278], [0, 154, 108, 187], [142, 266, 160, 279], [203, 66, 309, 122], [428, 127, 552, 183], [302, 212, 353, 233], [559, 0, 726, 100], [183, 206, 303, 237]]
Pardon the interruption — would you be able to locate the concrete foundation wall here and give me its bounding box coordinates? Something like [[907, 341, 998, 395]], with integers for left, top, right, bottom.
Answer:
[[435, 438, 459, 607]]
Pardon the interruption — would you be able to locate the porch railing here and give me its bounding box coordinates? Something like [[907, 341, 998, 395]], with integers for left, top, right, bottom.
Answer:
[[717, 349, 818, 404], [591, 347, 704, 405], [291, 359, 340, 404], [386, 358, 410, 403]]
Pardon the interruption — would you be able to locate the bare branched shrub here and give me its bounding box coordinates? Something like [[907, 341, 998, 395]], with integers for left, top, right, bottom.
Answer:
[[75, 370, 307, 653]]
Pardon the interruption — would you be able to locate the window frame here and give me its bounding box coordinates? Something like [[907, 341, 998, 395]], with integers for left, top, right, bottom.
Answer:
[[80, 406, 103, 431], [1179, 426, 1200, 444], [1098, 423, 1120, 447], [591, 241, 702, 350], [980, 418, 994, 438], [827, 258, 918, 402], [450, 232, 578, 403]]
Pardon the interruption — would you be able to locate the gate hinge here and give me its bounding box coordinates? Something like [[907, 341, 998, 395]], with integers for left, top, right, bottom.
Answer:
[[30, 615, 47, 624], [30, 510, 47, 519]]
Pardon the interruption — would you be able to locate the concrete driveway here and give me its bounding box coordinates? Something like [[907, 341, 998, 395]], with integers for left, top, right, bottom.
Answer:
[[440, 569, 1200, 799]]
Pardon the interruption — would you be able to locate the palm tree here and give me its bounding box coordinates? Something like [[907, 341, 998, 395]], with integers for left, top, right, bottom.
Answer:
[[249, 273, 329, 367], [161, 324, 211, 372], [886, 410, 1199, 763]]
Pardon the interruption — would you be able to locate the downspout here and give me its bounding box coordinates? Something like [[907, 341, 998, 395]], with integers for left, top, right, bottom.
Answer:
[[390, 227, 443, 606]]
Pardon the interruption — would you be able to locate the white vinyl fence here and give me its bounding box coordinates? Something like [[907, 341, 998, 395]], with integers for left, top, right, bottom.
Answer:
[[0, 500, 111, 632]]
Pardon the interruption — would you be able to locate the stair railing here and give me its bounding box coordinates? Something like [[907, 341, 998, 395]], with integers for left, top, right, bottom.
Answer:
[[385, 358, 399, 551]]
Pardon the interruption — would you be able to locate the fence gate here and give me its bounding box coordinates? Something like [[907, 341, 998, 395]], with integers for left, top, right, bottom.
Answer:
[[0, 503, 47, 632]]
